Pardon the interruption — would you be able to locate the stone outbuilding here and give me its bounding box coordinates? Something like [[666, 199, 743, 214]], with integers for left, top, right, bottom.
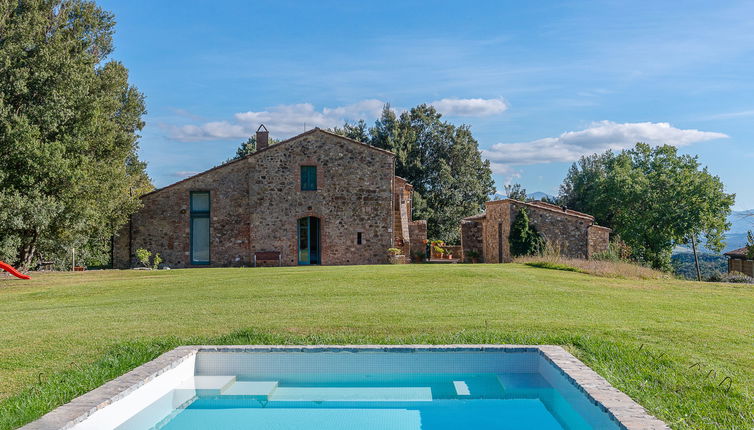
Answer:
[[114, 127, 426, 268], [723, 247, 753, 277], [461, 199, 610, 263]]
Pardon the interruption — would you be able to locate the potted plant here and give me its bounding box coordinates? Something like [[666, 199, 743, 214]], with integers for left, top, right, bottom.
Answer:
[[431, 240, 446, 259], [466, 250, 480, 264], [387, 247, 404, 264]]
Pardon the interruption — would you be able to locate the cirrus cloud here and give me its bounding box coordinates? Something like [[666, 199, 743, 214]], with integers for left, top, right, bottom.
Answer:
[[483, 121, 728, 174]]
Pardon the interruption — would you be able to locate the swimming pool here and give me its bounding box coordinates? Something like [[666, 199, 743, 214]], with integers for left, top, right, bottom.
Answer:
[[21, 346, 668, 430]]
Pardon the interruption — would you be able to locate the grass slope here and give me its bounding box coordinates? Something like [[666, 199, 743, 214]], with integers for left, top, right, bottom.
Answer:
[[0, 265, 752, 429]]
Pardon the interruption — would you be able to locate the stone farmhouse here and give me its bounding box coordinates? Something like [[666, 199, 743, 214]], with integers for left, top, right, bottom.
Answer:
[[723, 247, 753, 277], [461, 199, 610, 263], [114, 127, 427, 268]]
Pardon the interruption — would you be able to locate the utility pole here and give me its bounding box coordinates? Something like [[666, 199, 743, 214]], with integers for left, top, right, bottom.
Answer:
[[690, 236, 702, 282]]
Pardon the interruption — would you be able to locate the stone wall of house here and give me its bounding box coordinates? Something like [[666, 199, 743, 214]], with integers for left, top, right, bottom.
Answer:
[[460, 219, 484, 262], [465, 199, 610, 264], [482, 201, 513, 263], [113, 160, 252, 268], [408, 220, 428, 261], [587, 225, 611, 258], [515, 201, 591, 259], [114, 129, 400, 268], [392, 177, 414, 256], [247, 131, 395, 266]]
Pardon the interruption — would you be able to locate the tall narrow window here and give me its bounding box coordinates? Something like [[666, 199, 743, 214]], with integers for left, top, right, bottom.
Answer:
[[190, 191, 210, 264], [301, 165, 317, 191], [357, 232, 363, 245]]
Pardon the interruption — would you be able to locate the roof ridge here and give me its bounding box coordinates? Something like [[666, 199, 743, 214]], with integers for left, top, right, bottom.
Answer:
[[140, 128, 393, 198]]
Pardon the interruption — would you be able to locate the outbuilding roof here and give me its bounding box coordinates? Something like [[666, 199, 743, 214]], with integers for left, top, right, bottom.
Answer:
[[724, 247, 751, 258]]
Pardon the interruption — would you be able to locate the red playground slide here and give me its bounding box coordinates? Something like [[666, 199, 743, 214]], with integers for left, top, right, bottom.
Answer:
[[0, 261, 31, 280]]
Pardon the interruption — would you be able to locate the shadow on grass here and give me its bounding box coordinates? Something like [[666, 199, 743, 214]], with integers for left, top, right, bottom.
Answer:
[[1, 330, 751, 430]]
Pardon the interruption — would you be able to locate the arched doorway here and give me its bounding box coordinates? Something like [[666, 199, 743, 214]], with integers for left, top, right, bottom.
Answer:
[[297, 217, 320, 265]]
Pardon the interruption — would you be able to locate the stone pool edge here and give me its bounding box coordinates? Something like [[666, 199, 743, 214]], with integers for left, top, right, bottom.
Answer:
[[19, 345, 669, 430]]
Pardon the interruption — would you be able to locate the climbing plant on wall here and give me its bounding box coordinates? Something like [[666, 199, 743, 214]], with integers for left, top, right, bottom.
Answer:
[[509, 208, 543, 257]]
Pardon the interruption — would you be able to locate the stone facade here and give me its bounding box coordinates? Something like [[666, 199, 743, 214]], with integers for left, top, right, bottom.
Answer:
[[114, 128, 426, 268], [460, 199, 610, 263]]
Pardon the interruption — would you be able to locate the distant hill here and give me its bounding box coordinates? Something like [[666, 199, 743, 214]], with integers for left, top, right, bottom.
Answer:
[[673, 209, 753, 255], [672, 253, 728, 280]]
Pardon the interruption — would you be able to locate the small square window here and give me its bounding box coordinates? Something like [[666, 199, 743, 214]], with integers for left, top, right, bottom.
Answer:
[[357, 232, 363, 245], [301, 166, 317, 191]]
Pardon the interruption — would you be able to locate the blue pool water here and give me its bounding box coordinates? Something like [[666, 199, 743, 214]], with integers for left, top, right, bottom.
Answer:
[[116, 351, 622, 430]]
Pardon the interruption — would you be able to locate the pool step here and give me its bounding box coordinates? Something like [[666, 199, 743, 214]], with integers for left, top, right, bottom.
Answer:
[[222, 381, 279, 397], [269, 387, 433, 402], [177, 376, 237, 395]]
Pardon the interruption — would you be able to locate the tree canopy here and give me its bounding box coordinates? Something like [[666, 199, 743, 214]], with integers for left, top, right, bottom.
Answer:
[[225, 135, 280, 163], [503, 183, 528, 201], [331, 104, 496, 243], [0, 0, 150, 268], [559, 143, 735, 269]]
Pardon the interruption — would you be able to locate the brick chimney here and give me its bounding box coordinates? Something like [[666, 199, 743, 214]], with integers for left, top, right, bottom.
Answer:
[[256, 124, 269, 151]]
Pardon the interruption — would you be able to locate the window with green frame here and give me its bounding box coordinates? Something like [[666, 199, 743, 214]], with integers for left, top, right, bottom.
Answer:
[[190, 191, 210, 264], [301, 165, 317, 191]]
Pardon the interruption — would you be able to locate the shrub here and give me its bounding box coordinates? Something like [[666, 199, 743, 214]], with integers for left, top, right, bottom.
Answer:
[[509, 208, 543, 257], [709, 270, 754, 284], [592, 237, 632, 262], [135, 248, 151, 268], [387, 248, 401, 256], [152, 253, 163, 270]]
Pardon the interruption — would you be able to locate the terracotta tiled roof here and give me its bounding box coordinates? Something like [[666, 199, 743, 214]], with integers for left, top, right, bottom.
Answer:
[[462, 213, 487, 221], [724, 247, 750, 258], [465, 199, 610, 231]]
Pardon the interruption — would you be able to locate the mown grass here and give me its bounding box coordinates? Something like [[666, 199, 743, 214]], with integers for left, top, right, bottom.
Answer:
[[0, 264, 752, 429], [523, 261, 587, 273]]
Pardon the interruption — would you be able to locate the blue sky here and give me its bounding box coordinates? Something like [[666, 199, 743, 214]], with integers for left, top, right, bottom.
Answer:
[[98, 0, 754, 210]]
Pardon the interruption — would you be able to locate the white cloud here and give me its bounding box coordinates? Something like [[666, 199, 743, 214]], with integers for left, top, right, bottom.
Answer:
[[166, 100, 387, 142], [171, 171, 201, 178], [430, 98, 508, 116], [707, 109, 754, 119], [165, 97, 508, 142], [483, 121, 728, 170]]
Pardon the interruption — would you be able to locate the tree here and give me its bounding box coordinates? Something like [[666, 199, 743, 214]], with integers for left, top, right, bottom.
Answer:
[[509, 207, 542, 257], [746, 231, 754, 260], [504, 183, 528, 201], [0, 1, 150, 268], [226, 135, 280, 162], [559, 143, 735, 269], [332, 104, 496, 243]]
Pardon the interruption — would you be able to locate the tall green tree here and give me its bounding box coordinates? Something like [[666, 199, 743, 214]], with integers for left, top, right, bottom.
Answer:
[[509, 207, 542, 257], [559, 143, 735, 269], [332, 104, 495, 243], [504, 183, 528, 201], [0, 0, 150, 268]]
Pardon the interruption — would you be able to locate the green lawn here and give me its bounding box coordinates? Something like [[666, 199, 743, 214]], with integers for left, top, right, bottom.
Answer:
[[0, 264, 752, 429]]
